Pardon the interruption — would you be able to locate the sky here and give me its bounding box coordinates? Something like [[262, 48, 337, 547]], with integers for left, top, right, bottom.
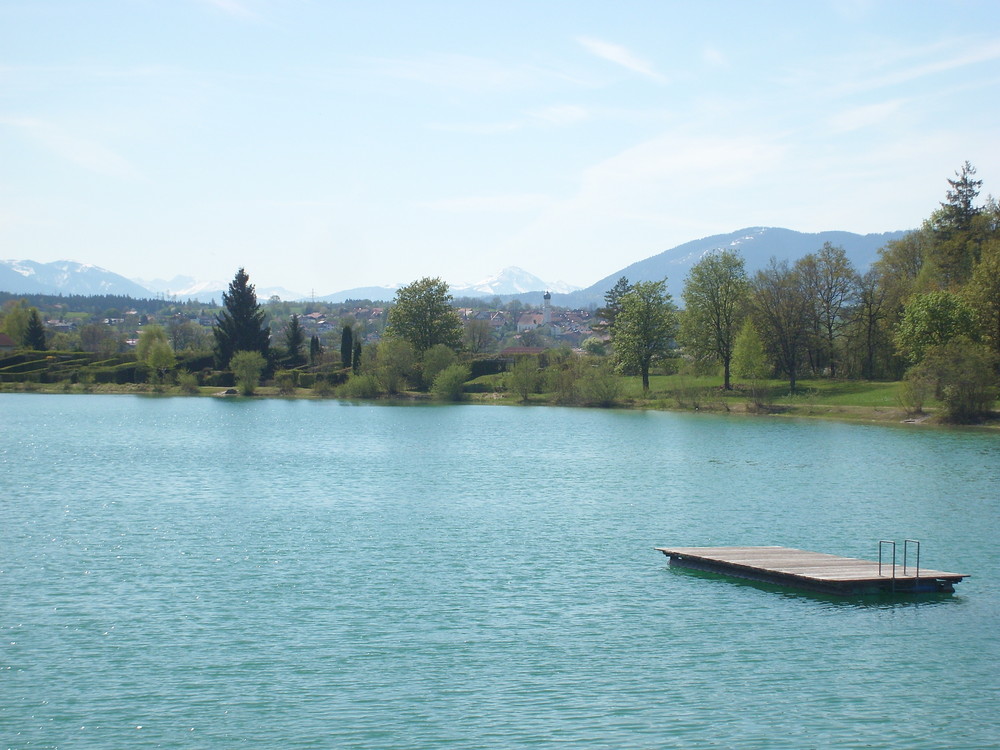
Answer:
[[2, 1, 999, 296]]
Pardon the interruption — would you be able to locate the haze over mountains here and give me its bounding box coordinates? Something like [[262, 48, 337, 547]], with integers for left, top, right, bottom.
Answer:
[[2, 226, 909, 306]]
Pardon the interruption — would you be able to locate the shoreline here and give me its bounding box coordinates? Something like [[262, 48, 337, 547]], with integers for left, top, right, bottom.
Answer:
[[4, 381, 997, 430]]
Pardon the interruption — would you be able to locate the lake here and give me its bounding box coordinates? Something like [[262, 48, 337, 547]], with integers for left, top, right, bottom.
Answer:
[[2, 394, 998, 748]]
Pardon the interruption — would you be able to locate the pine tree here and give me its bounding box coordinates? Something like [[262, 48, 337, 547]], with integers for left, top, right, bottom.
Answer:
[[594, 277, 632, 334], [340, 324, 353, 369], [213, 268, 270, 368], [24, 308, 47, 351], [310, 335, 322, 365], [284, 314, 305, 366], [940, 161, 982, 234]]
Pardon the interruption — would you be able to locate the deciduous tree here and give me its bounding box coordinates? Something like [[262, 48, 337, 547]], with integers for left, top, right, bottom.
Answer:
[[366, 337, 415, 394], [230, 350, 266, 396], [464, 318, 494, 354], [852, 267, 890, 380], [751, 259, 810, 392], [421, 343, 458, 389], [611, 279, 678, 392], [965, 239, 1000, 357], [798, 243, 858, 377], [506, 356, 540, 402], [894, 290, 978, 364], [732, 319, 770, 410], [386, 277, 463, 355], [2, 299, 30, 345], [679, 250, 748, 389], [905, 338, 997, 423], [136, 324, 175, 382]]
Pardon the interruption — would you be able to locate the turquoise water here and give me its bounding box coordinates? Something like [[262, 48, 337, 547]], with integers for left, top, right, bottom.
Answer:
[[2, 394, 998, 749]]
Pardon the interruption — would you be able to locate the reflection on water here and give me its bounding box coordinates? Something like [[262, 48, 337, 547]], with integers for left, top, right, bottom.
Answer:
[[664, 565, 964, 610]]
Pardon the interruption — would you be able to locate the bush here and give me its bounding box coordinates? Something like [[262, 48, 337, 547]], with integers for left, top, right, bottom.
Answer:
[[431, 364, 471, 401], [337, 373, 381, 399], [897, 376, 929, 416], [230, 350, 266, 396], [468, 357, 506, 379], [422, 344, 458, 389], [177, 372, 200, 395], [907, 338, 998, 422], [312, 379, 336, 398], [274, 369, 298, 395], [546, 359, 582, 405], [577, 360, 621, 407], [506, 356, 540, 402]]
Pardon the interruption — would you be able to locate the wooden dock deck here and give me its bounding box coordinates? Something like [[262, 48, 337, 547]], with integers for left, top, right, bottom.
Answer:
[[656, 546, 968, 595]]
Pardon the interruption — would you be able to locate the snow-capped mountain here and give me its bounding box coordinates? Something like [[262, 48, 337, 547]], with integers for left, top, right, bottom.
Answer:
[[0, 259, 151, 297], [134, 275, 304, 303], [451, 267, 580, 297]]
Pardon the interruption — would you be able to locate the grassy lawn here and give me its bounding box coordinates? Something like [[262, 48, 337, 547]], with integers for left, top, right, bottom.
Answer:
[[4, 369, 997, 428]]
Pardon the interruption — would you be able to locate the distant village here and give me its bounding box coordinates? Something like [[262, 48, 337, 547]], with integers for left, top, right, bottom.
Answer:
[[0, 289, 604, 357]]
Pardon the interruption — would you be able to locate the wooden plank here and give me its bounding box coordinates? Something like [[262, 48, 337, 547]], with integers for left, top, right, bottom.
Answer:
[[655, 545, 968, 594]]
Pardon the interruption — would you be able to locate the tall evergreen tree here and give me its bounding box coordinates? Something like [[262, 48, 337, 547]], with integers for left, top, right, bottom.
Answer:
[[341, 324, 353, 368], [940, 161, 982, 234], [284, 314, 305, 366], [352, 340, 362, 374], [310, 334, 322, 365], [24, 308, 47, 351], [594, 276, 632, 334], [213, 267, 270, 368], [929, 162, 984, 287]]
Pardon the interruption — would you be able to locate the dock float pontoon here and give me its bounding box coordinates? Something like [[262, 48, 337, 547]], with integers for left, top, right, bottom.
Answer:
[[656, 544, 968, 595]]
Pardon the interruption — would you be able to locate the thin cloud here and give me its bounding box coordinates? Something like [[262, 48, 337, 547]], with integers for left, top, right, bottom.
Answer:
[[370, 54, 576, 92], [197, 0, 258, 20], [417, 194, 554, 214], [827, 99, 906, 133], [577, 36, 666, 82], [702, 46, 729, 68], [1, 117, 139, 179], [829, 37, 1000, 97], [529, 105, 590, 126]]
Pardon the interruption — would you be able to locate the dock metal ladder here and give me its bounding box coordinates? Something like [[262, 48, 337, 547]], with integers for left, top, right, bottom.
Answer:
[[878, 538, 922, 592]]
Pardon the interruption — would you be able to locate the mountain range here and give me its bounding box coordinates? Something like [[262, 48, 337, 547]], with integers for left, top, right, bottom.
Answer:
[[2, 226, 910, 306]]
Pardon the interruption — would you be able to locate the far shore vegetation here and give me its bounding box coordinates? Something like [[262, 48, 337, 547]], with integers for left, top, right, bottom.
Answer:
[[2, 163, 999, 426]]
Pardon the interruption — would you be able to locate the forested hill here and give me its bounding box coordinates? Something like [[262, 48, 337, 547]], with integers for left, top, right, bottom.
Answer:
[[546, 227, 909, 308]]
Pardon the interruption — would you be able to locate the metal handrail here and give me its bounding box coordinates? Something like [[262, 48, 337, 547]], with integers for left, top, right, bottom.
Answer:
[[904, 539, 921, 589], [878, 540, 896, 591]]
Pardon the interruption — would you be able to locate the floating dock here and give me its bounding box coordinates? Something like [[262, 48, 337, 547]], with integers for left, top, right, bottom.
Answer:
[[656, 545, 968, 595]]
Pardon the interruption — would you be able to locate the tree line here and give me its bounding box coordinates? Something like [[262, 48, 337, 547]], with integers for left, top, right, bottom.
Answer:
[[3, 163, 996, 421], [612, 161, 998, 421]]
